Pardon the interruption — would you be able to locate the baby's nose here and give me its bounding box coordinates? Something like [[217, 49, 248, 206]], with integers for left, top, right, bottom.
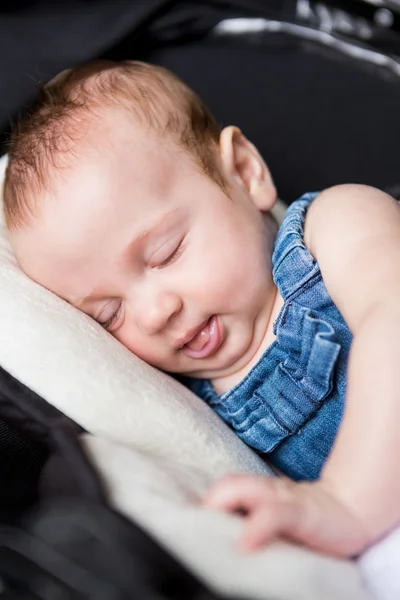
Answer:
[[137, 291, 182, 335]]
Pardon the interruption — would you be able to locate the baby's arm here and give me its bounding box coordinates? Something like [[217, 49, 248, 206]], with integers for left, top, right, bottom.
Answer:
[[204, 185, 400, 556], [305, 184, 400, 545]]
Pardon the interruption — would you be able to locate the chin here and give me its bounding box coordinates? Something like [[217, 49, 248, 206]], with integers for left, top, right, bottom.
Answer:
[[204, 339, 253, 378]]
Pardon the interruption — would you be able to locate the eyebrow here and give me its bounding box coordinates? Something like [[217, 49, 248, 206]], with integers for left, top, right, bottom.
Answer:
[[74, 208, 180, 309]]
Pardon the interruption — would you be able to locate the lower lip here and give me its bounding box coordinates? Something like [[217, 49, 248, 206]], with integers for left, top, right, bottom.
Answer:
[[182, 315, 223, 359]]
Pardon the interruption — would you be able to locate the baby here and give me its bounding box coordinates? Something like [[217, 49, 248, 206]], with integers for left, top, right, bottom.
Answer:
[[4, 60, 400, 558]]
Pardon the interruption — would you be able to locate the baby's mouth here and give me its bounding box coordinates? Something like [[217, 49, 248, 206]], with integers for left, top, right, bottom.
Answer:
[[182, 315, 223, 359]]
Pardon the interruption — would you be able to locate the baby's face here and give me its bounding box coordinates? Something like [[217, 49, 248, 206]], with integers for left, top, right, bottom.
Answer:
[[11, 118, 276, 380]]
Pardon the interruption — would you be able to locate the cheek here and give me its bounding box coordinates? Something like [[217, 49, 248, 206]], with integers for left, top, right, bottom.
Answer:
[[114, 326, 163, 366], [194, 230, 268, 305]]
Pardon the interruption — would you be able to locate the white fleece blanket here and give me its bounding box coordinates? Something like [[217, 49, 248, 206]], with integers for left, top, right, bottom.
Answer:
[[0, 154, 395, 599]]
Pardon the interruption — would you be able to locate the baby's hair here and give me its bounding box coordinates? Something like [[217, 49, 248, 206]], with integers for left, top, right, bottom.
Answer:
[[3, 60, 225, 229]]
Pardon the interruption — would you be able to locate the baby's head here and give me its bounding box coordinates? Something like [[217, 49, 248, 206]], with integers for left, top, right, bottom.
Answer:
[[4, 60, 277, 381]]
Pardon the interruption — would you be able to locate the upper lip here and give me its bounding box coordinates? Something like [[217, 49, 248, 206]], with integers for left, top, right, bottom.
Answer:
[[174, 317, 210, 350]]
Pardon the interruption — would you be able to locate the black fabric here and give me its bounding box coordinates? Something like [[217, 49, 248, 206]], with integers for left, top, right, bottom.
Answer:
[[0, 364, 90, 521], [0, 503, 228, 599], [0, 365, 78, 442], [0, 419, 47, 517], [0, 366, 61, 518]]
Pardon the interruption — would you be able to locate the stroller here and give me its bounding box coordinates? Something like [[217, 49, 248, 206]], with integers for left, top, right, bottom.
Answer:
[[0, 2, 399, 598]]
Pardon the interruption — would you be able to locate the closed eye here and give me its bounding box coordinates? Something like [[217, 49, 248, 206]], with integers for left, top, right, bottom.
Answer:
[[156, 239, 184, 269], [99, 302, 122, 331]]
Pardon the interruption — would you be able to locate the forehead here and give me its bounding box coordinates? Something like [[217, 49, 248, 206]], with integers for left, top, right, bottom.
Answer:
[[11, 118, 203, 292], [49, 120, 198, 241], [42, 113, 191, 227]]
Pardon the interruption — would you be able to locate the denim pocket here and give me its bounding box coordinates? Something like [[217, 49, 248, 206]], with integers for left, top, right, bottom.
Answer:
[[230, 396, 292, 453]]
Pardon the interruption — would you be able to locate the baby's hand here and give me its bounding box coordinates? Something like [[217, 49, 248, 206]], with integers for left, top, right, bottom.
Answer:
[[203, 474, 372, 557]]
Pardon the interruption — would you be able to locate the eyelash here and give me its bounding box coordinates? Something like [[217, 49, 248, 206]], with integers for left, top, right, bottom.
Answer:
[[102, 303, 122, 330], [157, 239, 184, 269]]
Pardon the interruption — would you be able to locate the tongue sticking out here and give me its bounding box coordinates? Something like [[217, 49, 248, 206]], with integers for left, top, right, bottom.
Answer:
[[186, 320, 211, 351]]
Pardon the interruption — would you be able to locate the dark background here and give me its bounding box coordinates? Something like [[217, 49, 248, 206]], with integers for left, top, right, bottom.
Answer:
[[1, 0, 400, 202]]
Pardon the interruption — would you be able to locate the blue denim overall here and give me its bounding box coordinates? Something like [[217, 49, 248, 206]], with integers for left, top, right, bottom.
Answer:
[[181, 193, 353, 481]]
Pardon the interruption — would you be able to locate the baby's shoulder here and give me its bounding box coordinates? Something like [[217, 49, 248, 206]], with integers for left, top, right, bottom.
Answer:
[[302, 184, 394, 258]]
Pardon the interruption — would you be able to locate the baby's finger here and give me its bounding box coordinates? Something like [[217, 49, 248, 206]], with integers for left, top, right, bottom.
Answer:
[[239, 502, 298, 552], [203, 475, 272, 513]]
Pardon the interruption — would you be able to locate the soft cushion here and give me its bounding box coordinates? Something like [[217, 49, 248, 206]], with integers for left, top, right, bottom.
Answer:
[[0, 155, 371, 599], [84, 434, 370, 600]]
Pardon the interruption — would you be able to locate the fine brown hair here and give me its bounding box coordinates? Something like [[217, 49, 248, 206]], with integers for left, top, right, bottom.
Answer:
[[3, 60, 225, 229]]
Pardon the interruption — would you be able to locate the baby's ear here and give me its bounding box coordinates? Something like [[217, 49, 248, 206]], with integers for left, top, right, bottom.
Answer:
[[219, 126, 276, 211]]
